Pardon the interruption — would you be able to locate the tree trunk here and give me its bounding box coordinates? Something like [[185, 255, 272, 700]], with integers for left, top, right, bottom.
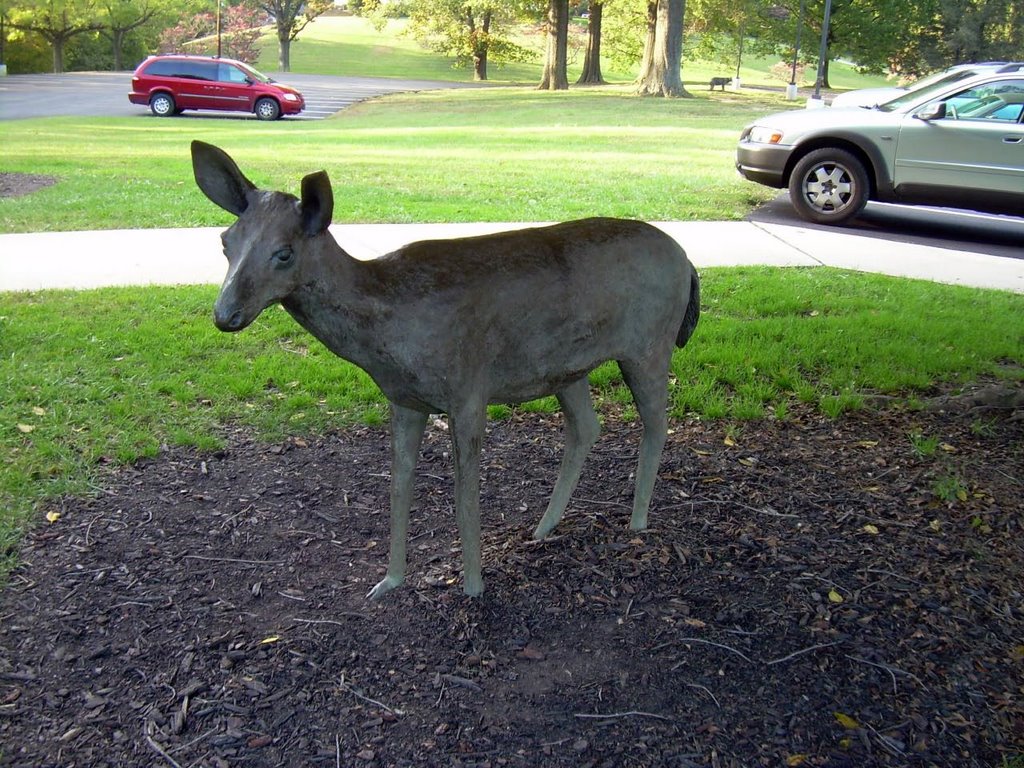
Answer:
[[637, 0, 689, 97], [576, 1, 605, 85], [637, 2, 657, 87], [538, 0, 569, 91], [472, 11, 490, 81], [278, 28, 291, 71], [112, 29, 125, 71], [52, 35, 65, 73]]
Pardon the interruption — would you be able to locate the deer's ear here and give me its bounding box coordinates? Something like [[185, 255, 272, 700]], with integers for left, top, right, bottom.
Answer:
[[300, 170, 333, 236], [191, 141, 256, 216]]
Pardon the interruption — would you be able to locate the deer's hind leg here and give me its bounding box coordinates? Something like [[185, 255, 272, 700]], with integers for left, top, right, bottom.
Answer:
[[533, 377, 601, 540], [367, 404, 428, 601], [619, 352, 672, 531]]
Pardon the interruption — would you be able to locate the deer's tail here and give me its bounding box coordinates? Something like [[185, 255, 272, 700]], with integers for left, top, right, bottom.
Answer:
[[675, 268, 700, 348]]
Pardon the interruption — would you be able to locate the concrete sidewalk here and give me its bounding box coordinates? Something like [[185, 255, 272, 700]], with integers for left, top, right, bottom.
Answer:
[[1, 221, 1022, 294]]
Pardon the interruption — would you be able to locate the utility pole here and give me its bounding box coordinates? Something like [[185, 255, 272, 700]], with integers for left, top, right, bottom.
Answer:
[[811, 0, 833, 104]]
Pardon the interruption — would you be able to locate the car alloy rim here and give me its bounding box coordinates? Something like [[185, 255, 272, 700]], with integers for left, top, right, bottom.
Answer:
[[804, 163, 854, 214], [258, 101, 276, 118]]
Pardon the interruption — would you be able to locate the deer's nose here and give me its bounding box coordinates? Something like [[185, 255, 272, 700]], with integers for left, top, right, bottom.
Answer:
[[214, 306, 245, 332]]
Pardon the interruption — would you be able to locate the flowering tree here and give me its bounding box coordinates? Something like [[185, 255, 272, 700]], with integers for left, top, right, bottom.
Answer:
[[158, 4, 262, 64]]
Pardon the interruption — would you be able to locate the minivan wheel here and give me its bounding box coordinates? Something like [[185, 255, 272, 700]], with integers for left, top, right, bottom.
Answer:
[[150, 92, 176, 117], [788, 148, 869, 225], [255, 97, 281, 121]]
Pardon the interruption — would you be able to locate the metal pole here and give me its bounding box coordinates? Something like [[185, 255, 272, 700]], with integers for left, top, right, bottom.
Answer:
[[790, 0, 806, 85], [216, 0, 222, 58], [812, 0, 833, 100]]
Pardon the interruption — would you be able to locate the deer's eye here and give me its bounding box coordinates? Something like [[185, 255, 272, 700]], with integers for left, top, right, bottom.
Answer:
[[272, 247, 294, 269]]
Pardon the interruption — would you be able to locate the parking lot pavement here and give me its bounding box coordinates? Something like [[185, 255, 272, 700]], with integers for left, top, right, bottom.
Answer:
[[0, 71, 478, 121]]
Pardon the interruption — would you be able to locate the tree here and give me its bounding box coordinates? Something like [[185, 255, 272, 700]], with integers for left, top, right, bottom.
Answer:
[[98, 0, 160, 70], [246, 0, 332, 72], [403, 0, 530, 81], [538, 0, 568, 89], [576, 0, 605, 84], [636, 0, 688, 96], [8, 0, 102, 73], [158, 4, 262, 63]]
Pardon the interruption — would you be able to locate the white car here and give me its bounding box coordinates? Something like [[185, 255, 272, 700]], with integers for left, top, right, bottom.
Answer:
[[830, 62, 1011, 108]]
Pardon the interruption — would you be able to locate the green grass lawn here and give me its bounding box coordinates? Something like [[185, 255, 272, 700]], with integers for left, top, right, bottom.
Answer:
[[0, 87, 786, 233], [3, 270, 1021, 579]]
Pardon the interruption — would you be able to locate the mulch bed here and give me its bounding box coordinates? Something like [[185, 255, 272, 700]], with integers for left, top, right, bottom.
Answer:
[[1, 396, 1022, 767]]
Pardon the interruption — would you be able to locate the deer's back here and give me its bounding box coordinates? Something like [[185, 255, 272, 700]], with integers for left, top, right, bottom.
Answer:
[[350, 218, 692, 408]]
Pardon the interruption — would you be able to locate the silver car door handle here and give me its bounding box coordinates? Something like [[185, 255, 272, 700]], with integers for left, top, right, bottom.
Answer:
[[1004, 136, 1022, 144]]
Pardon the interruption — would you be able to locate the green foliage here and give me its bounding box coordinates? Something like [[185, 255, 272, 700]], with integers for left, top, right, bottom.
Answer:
[[908, 429, 940, 458], [402, 0, 533, 78]]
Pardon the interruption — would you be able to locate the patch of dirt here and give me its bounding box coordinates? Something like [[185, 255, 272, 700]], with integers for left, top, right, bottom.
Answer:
[[1, 403, 1022, 767], [0, 172, 58, 198]]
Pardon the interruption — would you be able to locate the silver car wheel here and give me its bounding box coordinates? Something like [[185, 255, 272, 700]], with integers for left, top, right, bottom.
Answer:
[[789, 148, 869, 225]]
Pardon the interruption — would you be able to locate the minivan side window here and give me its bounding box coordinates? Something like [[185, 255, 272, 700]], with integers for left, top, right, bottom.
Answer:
[[218, 63, 250, 84], [145, 59, 217, 81]]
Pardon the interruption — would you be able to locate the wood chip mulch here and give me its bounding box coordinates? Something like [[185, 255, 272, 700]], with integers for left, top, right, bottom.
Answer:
[[1, 397, 1022, 767]]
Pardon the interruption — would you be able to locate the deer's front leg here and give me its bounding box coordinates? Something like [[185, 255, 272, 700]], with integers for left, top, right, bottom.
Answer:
[[367, 404, 427, 601], [450, 401, 486, 597]]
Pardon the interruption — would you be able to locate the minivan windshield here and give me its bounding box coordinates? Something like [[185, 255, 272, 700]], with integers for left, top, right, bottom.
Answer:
[[236, 62, 273, 84]]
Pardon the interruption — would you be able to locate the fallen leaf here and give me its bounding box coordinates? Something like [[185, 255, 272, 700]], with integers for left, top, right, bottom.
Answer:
[[786, 756, 808, 767], [17, 424, 34, 433], [929, 519, 941, 532], [45, 511, 61, 524], [32, 406, 46, 416], [828, 589, 844, 604], [862, 524, 879, 535], [940, 442, 956, 453], [260, 636, 280, 645], [723, 435, 737, 447], [834, 711, 860, 729], [855, 440, 877, 448]]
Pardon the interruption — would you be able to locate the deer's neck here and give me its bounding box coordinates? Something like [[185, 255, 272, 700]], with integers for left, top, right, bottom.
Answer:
[[280, 239, 387, 370]]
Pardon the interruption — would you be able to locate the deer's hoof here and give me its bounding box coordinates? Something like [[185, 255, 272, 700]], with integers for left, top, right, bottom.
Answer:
[[463, 576, 484, 598], [367, 575, 402, 601]]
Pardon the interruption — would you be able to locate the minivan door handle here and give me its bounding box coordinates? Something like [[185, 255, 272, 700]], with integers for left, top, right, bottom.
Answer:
[[1004, 136, 1023, 144]]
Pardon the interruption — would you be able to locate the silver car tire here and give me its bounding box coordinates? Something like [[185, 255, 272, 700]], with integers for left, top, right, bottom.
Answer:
[[255, 97, 281, 121], [150, 93, 176, 118], [789, 148, 869, 225]]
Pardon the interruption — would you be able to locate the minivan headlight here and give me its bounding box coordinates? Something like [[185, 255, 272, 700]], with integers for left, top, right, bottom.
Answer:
[[283, 93, 299, 102]]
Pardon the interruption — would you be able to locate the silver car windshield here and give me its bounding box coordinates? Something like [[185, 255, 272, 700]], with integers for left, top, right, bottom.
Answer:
[[876, 70, 979, 112]]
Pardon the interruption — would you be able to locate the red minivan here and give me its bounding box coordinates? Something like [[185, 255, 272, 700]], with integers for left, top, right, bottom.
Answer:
[[129, 54, 305, 120]]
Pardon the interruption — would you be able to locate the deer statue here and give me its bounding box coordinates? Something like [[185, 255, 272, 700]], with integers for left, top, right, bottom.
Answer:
[[191, 140, 700, 601]]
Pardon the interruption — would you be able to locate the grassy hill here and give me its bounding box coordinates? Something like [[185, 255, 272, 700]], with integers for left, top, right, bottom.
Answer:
[[254, 15, 887, 91]]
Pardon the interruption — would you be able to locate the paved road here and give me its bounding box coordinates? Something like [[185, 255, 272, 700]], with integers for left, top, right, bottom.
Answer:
[[0, 71, 477, 121], [749, 193, 1024, 262]]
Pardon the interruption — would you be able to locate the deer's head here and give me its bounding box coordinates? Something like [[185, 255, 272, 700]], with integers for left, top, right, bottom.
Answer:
[[190, 141, 334, 332]]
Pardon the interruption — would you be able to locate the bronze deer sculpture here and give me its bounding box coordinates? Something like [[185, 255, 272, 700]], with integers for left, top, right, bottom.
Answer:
[[190, 141, 700, 600]]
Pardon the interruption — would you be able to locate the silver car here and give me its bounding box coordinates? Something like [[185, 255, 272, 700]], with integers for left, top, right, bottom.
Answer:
[[736, 63, 1024, 224]]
